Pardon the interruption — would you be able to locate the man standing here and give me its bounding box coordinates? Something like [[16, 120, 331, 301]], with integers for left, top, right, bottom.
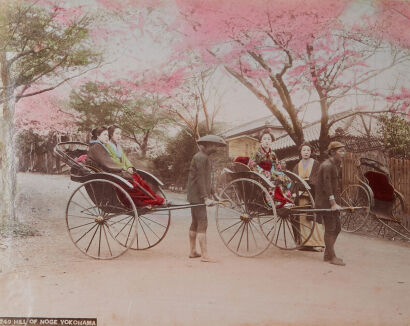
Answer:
[[315, 141, 346, 266], [186, 135, 226, 262]]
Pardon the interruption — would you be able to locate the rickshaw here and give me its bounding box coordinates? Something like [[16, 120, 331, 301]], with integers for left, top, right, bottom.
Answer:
[[214, 160, 319, 257], [340, 157, 409, 240], [54, 142, 365, 259], [54, 141, 204, 260]]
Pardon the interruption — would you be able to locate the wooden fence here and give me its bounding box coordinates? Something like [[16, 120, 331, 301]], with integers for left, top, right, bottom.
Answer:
[[342, 152, 410, 212]]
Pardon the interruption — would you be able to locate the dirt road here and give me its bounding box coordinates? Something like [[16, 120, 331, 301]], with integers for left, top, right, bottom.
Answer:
[[1, 173, 409, 326]]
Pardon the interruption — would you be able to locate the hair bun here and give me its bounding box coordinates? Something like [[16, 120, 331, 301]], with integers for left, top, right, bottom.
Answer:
[[91, 128, 98, 138]]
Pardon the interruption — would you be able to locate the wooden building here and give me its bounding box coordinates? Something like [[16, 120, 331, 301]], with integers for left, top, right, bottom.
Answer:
[[220, 111, 385, 166], [220, 115, 285, 159]]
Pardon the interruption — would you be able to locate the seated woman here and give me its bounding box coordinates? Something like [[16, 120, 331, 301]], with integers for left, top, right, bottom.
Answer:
[[248, 129, 293, 208], [86, 126, 164, 207]]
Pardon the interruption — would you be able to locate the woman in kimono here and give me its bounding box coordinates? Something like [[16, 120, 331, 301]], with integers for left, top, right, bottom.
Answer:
[[86, 126, 124, 174], [248, 129, 293, 208], [106, 125, 134, 173], [87, 126, 164, 207], [292, 143, 324, 251]]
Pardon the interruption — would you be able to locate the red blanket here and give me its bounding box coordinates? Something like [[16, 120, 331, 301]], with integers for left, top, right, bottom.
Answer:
[[128, 173, 165, 206]]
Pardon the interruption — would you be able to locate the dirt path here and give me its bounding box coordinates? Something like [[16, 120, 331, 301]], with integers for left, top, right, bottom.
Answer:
[[1, 173, 410, 326]]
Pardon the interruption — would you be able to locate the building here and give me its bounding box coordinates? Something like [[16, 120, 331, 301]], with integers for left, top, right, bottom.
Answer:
[[272, 111, 383, 164], [220, 111, 384, 165], [220, 115, 285, 158]]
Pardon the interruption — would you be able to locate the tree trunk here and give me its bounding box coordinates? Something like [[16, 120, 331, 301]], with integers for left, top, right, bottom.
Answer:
[[140, 130, 151, 158], [0, 53, 17, 222]]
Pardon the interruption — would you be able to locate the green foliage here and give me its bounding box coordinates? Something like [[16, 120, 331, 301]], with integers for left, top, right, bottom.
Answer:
[[152, 129, 196, 188], [152, 125, 229, 189], [378, 114, 410, 159], [70, 82, 129, 130], [70, 82, 171, 156], [0, 1, 100, 102], [121, 97, 172, 143]]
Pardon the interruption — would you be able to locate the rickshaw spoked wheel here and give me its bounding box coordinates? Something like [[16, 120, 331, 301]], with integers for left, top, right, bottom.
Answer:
[[66, 179, 138, 260], [130, 186, 171, 250], [340, 184, 371, 233], [274, 172, 316, 250], [216, 178, 277, 257], [374, 194, 410, 241]]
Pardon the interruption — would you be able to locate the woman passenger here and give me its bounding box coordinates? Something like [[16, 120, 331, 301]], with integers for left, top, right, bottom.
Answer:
[[106, 125, 134, 173], [87, 126, 165, 207], [86, 126, 123, 174], [248, 129, 293, 207]]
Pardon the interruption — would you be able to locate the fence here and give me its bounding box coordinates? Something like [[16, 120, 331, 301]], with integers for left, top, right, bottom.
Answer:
[[342, 152, 410, 212]]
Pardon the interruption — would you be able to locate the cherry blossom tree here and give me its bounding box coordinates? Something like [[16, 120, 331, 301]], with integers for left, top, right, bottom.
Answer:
[[0, 0, 100, 221], [373, 0, 410, 49], [371, 0, 410, 119], [16, 88, 76, 134], [174, 0, 410, 156]]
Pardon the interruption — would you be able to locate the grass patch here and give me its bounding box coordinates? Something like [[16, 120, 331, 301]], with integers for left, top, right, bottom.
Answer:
[[0, 220, 40, 238]]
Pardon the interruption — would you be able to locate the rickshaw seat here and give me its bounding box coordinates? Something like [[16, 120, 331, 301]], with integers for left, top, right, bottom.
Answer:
[[231, 157, 251, 173], [364, 171, 394, 201], [235, 156, 250, 165], [233, 156, 291, 208]]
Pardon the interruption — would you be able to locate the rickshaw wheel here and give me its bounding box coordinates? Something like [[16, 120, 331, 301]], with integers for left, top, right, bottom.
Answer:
[[66, 179, 138, 260], [340, 184, 371, 233], [130, 187, 171, 250], [374, 194, 410, 241], [216, 178, 277, 257], [274, 172, 316, 250]]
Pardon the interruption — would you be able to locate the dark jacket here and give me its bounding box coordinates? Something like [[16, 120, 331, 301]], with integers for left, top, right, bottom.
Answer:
[[292, 158, 320, 197], [186, 151, 212, 203], [86, 142, 123, 174], [292, 159, 320, 187], [315, 157, 341, 209]]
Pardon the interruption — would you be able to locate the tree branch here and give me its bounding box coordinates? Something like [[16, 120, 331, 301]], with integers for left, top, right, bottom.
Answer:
[[224, 65, 298, 141], [12, 63, 101, 103], [327, 109, 401, 128]]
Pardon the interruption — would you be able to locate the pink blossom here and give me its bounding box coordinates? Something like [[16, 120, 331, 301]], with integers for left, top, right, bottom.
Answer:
[[15, 88, 76, 134], [372, 0, 410, 49], [54, 6, 84, 27], [288, 64, 308, 78]]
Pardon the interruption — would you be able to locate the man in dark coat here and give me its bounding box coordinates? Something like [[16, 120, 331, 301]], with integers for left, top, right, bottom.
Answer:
[[186, 135, 226, 262], [315, 141, 346, 266]]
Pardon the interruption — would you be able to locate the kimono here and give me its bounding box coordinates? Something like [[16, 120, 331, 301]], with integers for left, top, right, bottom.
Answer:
[[86, 141, 123, 173], [248, 146, 292, 208], [292, 158, 324, 248], [106, 141, 133, 171], [248, 146, 278, 179], [87, 141, 164, 207], [292, 158, 320, 194]]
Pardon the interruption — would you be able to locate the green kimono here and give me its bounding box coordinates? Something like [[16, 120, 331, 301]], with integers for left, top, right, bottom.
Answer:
[[106, 141, 134, 171]]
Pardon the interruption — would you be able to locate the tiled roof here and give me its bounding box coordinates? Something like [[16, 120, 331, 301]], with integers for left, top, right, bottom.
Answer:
[[221, 115, 284, 138], [272, 111, 382, 151]]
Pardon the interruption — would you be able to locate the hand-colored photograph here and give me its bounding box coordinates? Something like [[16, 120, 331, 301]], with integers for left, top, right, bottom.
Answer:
[[1, 0, 409, 325]]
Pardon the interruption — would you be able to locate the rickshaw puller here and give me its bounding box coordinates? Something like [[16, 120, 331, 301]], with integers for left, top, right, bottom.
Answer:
[[186, 135, 227, 263], [315, 141, 346, 266]]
